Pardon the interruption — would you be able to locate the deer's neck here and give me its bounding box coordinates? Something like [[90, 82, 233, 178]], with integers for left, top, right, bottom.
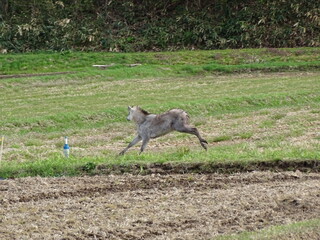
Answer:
[[133, 113, 148, 125]]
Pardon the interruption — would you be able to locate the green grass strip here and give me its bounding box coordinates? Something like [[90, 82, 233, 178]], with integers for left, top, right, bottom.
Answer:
[[215, 218, 320, 240]]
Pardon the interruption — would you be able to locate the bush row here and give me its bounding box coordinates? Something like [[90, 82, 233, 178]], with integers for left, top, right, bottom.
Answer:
[[0, 0, 319, 52]]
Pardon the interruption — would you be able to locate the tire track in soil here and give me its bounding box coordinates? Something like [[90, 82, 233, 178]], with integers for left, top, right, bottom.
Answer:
[[1, 171, 320, 240]]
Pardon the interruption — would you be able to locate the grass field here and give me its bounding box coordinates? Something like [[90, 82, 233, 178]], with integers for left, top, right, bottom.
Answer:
[[1, 48, 320, 178], [1, 48, 320, 239]]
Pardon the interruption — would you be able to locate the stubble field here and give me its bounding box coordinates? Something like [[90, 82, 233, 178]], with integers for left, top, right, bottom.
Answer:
[[1, 171, 320, 240]]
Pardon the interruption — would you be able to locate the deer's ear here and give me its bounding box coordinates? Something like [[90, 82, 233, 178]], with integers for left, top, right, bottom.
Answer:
[[128, 106, 132, 110]]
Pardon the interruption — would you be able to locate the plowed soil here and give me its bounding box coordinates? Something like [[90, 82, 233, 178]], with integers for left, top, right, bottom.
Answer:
[[1, 171, 320, 240]]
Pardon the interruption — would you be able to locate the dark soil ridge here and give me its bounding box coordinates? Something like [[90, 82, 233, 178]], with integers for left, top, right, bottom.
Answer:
[[95, 159, 320, 175]]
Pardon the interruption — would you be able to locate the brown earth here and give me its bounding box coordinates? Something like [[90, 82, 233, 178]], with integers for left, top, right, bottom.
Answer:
[[1, 171, 320, 240]]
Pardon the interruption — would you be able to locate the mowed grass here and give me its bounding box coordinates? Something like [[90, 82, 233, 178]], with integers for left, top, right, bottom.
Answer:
[[0, 48, 320, 178], [1, 47, 320, 76], [215, 218, 320, 240]]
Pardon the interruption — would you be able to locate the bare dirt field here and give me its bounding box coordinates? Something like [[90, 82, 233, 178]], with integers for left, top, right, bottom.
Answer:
[[1, 171, 320, 240]]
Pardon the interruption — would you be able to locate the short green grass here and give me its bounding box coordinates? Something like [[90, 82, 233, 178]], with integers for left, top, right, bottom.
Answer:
[[0, 48, 320, 178], [215, 218, 320, 240], [1, 47, 319, 75]]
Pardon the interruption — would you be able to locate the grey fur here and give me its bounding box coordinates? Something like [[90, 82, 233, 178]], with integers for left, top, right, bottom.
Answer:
[[119, 106, 208, 155]]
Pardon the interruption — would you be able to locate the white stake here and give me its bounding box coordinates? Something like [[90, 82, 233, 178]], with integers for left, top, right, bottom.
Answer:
[[0, 136, 4, 162]]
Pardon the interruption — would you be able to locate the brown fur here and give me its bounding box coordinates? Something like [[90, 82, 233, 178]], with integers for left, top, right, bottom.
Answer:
[[119, 106, 208, 155]]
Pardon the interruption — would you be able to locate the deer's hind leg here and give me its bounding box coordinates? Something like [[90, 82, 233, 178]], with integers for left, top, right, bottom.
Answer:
[[140, 137, 150, 154], [174, 124, 208, 150]]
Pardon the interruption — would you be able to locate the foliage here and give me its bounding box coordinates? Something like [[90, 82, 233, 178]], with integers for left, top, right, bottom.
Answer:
[[0, 0, 319, 52]]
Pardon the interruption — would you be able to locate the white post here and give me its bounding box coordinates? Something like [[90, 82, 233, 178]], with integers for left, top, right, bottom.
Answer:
[[0, 136, 4, 162]]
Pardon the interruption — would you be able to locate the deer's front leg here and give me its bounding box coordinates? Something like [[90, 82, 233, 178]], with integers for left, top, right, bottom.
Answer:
[[119, 135, 142, 155]]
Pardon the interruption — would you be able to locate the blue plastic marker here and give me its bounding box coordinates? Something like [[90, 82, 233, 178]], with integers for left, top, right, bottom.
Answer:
[[63, 136, 70, 158]]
